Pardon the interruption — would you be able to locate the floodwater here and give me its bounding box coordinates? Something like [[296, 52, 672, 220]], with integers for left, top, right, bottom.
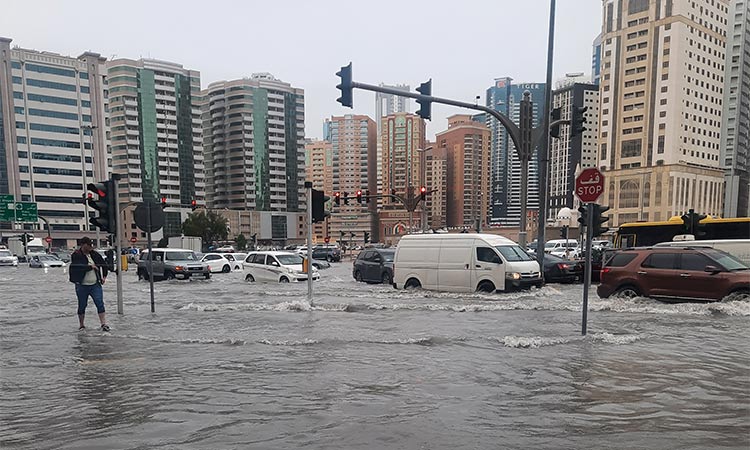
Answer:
[[1, 263, 748, 449]]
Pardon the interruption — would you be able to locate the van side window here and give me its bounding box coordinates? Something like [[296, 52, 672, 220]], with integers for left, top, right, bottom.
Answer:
[[477, 247, 501, 263]]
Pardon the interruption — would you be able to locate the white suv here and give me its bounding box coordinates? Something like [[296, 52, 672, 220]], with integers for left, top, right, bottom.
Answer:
[[243, 251, 319, 283]]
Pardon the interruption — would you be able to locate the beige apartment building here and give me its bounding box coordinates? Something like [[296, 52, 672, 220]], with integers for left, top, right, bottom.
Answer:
[[434, 115, 491, 229], [424, 142, 447, 229], [598, 0, 728, 226], [327, 115, 377, 246], [304, 139, 332, 241]]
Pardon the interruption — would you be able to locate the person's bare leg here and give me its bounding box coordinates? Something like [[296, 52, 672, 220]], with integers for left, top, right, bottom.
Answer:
[[78, 313, 85, 328], [98, 312, 106, 326]]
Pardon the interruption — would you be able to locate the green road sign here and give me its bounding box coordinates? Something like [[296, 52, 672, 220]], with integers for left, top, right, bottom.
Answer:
[[14, 202, 38, 223], [0, 195, 14, 222]]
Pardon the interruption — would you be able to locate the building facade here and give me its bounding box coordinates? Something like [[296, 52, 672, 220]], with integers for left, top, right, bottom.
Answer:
[[0, 39, 109, 237], [304, 139, 333, 241], [435, 114, 491, 228], [106, 58, 205, 242], [592, 33, 603, 85], [201, 73, 305, 213], [720, 0, 750, 217], [549, 81, 600, 220], [598, 0, 728, 226], [485, 78, 546, 226], [327, 115, 377, 246], [423, 141, 447, 230], [381, 112, 426, 205]]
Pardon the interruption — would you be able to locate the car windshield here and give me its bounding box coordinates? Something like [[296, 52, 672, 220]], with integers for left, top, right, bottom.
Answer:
[[276, 254, 303, 265], [165, 251, 197, 261], [496, 245, 534, 262], [0, 250, 11, 257], [234, 253, 247, 261], [544, 242, 557, 249], [39, 255, 56, 261], [704, 250, 749, 271]]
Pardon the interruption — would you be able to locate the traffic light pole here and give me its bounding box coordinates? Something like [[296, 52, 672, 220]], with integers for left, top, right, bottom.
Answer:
[[582, 202, 593, 336], [305, 182, 314, 305], [112, 174, 124, 315]]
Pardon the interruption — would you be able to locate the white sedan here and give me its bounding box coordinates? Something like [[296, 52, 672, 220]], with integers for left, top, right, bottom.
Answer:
[[222, 253, 246, 270], [200, 253, 240, 273]]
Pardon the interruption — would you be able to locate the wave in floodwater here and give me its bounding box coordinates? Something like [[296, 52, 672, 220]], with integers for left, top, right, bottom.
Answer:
[[176, 296, 750, 316]]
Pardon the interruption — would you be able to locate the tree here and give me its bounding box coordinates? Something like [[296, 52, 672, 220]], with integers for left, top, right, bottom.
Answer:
[[157, 237, 169, 248], [182, 211, 229, 250], [235, 234, 247, 251]]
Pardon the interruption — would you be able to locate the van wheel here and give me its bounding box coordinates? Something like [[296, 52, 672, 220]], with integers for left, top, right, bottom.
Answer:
[[354, 270, 363, 282], [327, 256, 333, 262], [405, 278, 421, 290], [381, 272, 392, 285], [222, 265, 230, 273], [245, 274, 255, 282], [279, 277, 289, 283], [477, 281, 496, 293], [614, 285, 641, 299]]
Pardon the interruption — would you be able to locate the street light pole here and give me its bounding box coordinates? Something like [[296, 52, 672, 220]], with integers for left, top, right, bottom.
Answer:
[[417, 147, 433, 232]]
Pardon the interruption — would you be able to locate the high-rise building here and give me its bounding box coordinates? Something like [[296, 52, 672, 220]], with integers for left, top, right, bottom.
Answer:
[[326, 115, 377, 245], [720, 0, 750, 217], [201, 73, 306, 244], [435, 114, 491, 228], [485, 78, 546, 226], [424, 143, 447, 230], [381, 112, 426, 203], [107, 58, 204, 240], [305, 139, 333, 241], [592, 33, 603, 85], [598, 0, 728, 226], [375, 83, 410, 206], [0, 38, 109, 237], [549, 81, 600, 220]]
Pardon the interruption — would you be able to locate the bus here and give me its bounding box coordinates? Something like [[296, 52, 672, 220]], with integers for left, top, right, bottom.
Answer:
[[614, 216, 750, 248]]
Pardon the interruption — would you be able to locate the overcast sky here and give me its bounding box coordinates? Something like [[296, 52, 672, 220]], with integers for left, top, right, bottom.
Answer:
[[2, 0, 602, 139]]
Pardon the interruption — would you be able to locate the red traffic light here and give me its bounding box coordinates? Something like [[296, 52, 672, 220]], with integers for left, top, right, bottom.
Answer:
[[420, 186, 427, 200], [191, 200, 197, 206], [161, 197, 167, 204]]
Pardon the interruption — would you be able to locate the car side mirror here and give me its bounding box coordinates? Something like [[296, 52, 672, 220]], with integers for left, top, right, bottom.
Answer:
[[704, 265, 721, 274], [271, 261, 279, 267]]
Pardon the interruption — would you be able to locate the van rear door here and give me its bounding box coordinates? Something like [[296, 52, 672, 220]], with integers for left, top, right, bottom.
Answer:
[[437, 238, 473, 292]]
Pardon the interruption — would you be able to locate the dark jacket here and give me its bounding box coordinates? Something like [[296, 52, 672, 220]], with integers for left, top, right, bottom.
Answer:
[[69, 250, 109, 284]]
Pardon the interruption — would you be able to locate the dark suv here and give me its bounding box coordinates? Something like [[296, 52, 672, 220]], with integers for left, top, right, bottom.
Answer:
[[353, 248, 395, 284], [312, 245, 341, 262], [597, 247, 749, 301]]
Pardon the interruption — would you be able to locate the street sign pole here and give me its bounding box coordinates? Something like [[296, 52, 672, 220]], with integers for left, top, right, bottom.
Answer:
[[147, 204, 155, 313], [582, 202, 594, 336]]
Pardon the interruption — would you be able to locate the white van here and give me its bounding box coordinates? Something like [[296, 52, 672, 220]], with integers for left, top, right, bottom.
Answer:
[[393, 234, 542, 293], [654, 239, 750, 266]]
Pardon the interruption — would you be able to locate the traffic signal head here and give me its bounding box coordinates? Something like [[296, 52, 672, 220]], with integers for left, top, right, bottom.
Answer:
[[336, 62, 353, 108], [356, 190, 363, 204], [87, 181, 116, 233], [577, 204, 588, 227], [420, 186, 427, 201], [571, 105, 588, 136], [560, 226, 568, 239], [190, 199, 197, 211], [334, 191, 341, 206], [364, 231, 370, 244], [416, 79, 432, 120], [311, 189, 331, 223], [161, 197, 167, 209], [550, 107, 562, 139], [681, 209, 707, 236], [343, 192, 350, 206], [365, 190, 370, 204], [592, 204, 610, 237]]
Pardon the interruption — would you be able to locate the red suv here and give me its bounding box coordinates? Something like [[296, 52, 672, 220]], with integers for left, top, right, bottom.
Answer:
[[597, 247, 750, 302]]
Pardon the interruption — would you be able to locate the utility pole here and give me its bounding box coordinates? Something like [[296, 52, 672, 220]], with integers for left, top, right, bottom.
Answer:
[[535, 0, 557, 273]]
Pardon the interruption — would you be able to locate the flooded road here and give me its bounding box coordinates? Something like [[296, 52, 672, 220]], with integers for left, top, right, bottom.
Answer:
[[1, 263, 748, 449]]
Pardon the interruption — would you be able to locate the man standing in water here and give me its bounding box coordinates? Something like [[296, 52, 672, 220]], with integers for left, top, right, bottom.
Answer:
[[69, 237, 110, 331]]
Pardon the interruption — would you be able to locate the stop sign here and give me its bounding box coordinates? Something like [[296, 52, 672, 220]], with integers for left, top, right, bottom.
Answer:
[[44, 236, 52, 244], [575, 168, 605, 203]]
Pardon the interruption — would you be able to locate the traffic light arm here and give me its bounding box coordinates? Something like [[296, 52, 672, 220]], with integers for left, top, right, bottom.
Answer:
[[349, 79, 523, 153]]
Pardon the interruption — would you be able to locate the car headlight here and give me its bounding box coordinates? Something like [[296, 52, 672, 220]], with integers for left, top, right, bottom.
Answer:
[[506, 272, 521, 280], [174, 265, 184, 271]]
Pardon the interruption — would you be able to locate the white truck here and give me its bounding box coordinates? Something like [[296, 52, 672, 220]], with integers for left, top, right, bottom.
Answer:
[[168, 236, 202, 253]]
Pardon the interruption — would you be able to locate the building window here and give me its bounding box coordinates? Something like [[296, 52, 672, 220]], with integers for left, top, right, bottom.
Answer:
[[657, 135, 665, 154], [621, 139, 642, 157], [619, 180, 640, 208]]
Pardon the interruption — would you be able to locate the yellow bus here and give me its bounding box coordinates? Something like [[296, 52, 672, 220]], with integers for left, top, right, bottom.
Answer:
[[614, 216, 750, 248]]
